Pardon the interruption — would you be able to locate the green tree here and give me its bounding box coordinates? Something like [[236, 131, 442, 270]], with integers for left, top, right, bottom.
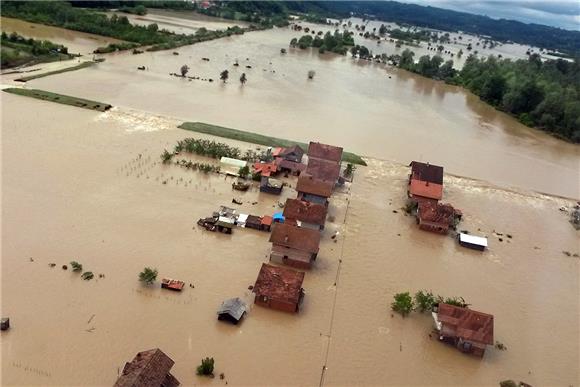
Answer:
[[391, 292, 414, 317], [180, 64, 189, 77], [480, 73, 506, 105], [414, 290, 436, 312], [70, 261, 83, 272], [139, 267, 158, 285], [197, 357, 215, 376], [238, 165, 250, 177], [81, 271, 94, 280], [240, 72, 247, 85], [220, 69, 229, 83], [399, 49, 415, 70]]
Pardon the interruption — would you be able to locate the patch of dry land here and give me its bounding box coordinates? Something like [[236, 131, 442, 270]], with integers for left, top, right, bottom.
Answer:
[[1, 92, 578, 386]]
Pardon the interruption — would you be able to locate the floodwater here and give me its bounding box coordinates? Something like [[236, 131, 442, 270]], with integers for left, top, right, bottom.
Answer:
[[1, 12, 579, 387], [1, 94, 578, 386], [0, 17, 124, 56], [7, 23, 577, 198]]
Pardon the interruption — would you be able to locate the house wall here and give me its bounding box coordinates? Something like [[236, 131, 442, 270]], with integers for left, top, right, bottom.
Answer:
[[254, 293, 298, 313], [270, 246, 314, 270], [418, 219, 449, 234]]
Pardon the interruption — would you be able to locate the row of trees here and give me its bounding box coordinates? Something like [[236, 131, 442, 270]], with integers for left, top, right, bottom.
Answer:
[[290, 30, 355, 55], [391, 290, 469, 317], [1, 31, 73, 68], [393, 48, 580, 142]]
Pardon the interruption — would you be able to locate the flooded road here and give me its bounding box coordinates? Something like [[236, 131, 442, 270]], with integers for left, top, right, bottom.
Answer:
[[1, 94, 578, 386], [7, 23, 576, 199]]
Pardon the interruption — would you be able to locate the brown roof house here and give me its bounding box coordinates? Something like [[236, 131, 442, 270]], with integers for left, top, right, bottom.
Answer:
[[253, 263, 305, 313], [432, 303, 494, 357], [283, 198, 327, 230], [269, 222, 321, 269], [273, 145, 304, 163], [416, 201, 461, 234], [308, 142, 343, 164], [296, 175, 334, 206], [408, 161, 444, 202], [114, 348, 179, 387], [305, 158, 341, 183]]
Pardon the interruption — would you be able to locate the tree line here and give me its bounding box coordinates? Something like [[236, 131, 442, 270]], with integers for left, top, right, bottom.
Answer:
[[1, 31, 74, 69], [393, 49, 580, 142], [290, 30, 355, 55]]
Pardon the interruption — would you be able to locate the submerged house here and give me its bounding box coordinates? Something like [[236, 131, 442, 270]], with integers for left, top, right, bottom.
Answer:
[[252, 263, 305, 313], [252, 162, 278, 177], [307, 142, 343, 164], [217, 297, 247, 324], [273, 145, 304, 163], [220, 157, 247, 176], [458, 233, 488, 251], [408, 161, 444, 203], [114, 348, 179, 387], [417, 201, 461, 234], [269, 222, 321, 269], [260, 176, 283, 194], [283, 198, 327, 230], [274, 158, 306, 176], [432, 303, 494, 357], [296, 175, 334, 206]]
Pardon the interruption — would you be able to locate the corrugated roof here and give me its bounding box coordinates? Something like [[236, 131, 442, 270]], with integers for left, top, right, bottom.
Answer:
[[296, 175, 334, 198], [269, 222, 321, 253], [283, 198, 327, 226], [253, 263, 305, 304], [279, 145, 304, 158], [308, 142, 343, 163], [409, 179, 443, 200], [305, 158, 341, 181], [217, 298, 247, 320], [275, 158, 306, 172], [437, 303, 494, 345], [409, 161, 444, 185], [114, 349, 178, 387]]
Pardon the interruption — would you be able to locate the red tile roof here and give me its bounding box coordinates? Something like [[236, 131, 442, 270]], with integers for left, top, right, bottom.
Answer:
[[409, 161, 444, 185], [253, 162, 277, 177], [269, 222, 321, 253], [261, 215, 273, 226], [417, 201, 457, 226], [272, 147, 284, 157], [296, 175, 334, 198], [114, 349, 179, 387], [279, 145, 304, 158], [305, 158, 341, 181], [308, 142, 343, 163], [283, 199, 327, 226], [437, 303, 494, 345], [409, 179, 443, 200], [253, 263, 305, 304]]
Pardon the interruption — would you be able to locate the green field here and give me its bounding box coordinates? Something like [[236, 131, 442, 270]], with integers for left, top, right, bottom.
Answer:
[[178, 122, 367, 166], [3, 88, 112, 112], [15, 61, 94, 82]]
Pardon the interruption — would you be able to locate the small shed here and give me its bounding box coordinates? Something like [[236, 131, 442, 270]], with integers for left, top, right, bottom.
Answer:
[[260, 215, 273, 231], [217, 298, 247, 324], [114, 348, 179, 387], [245, 215, 262, 230], [275, 158, 306, 176], [458, 233, 488, 251], [417, 201, 461, 234], [216, 216, 234, 234], [236, 213, 249, 228], [220, 157, 247, 176], [260, 176, 283, 195], [1, 318, 10, 331], [253, 263, 305, 313], [161, 279, 185, 291]]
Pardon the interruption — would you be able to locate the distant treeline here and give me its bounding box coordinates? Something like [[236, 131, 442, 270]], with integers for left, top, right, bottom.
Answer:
[[393, 50, 580, 142]]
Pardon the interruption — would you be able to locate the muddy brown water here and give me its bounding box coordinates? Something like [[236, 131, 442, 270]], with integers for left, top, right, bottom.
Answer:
[[1, 13, 579, 387]]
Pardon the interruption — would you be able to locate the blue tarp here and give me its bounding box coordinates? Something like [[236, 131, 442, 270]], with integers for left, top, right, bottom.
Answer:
[[273, 212, 285, 223]]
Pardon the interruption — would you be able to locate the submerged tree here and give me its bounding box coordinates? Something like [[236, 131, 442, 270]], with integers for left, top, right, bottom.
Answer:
[[238, 165, 250, 178], [391, 292, 414, 317], [220, 69, 229, 83], [307, 70, 315, 80], [70, 261, 83, 272], [139, 267, 158, 285], [81, 271, 94, 280], [240, 72, 247, 85], [180, 64, 189, 77], [196, 357, 215, 376], [414, 290, 436, 312]]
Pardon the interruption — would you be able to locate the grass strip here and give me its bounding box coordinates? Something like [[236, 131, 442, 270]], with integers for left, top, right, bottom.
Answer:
[[15, 61, 94, 82], [3, 88, 112, 112], [178, 121, 367, 166]]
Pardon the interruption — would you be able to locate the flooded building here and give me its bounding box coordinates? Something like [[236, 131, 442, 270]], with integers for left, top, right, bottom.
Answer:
[[114, 348, 179, 387], [217, 297, 247, 324], [296, 175, 334, 206], [283, 198, 327, 230], [433, 303, 494, 357], [307, 142, 343, 164], [252, 263, 305, 313], [417, 201, 461, 234], [274, 158, 305, 176], [458, 233, 488, 251], [260, 176, 283, 194], [220, 157, 248, 176], [252, 161, 278, 177], [305, 158, 341, 183], [269, 222, 321, 269], [273, 145, 304, 163], [408, 161, 444, 202]]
